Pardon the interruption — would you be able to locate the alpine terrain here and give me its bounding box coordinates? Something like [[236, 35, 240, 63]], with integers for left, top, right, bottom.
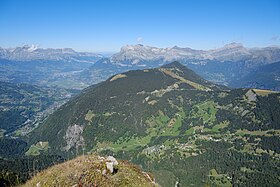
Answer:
[[27, 62, 280, 187]]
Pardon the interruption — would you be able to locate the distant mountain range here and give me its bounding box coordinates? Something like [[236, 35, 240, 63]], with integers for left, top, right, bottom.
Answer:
[[0, 45, 102, 63], [109, 43, 280, 67], [1, 43, 280, 91], [2, 43, 279, 67]]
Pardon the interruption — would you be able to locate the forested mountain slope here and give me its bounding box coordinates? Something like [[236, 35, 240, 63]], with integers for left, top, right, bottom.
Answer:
[[28, 62, 280, 187]]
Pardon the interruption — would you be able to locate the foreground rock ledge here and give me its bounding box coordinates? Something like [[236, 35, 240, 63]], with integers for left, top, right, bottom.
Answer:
[[21, 154, 157, 187]]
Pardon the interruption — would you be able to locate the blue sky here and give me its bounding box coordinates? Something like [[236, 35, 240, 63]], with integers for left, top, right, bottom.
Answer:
[[0, 0, 279, 52]]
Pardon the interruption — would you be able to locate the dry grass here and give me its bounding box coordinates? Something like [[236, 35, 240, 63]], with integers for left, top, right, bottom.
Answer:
[[110, 74, 127, 82], [253, 89, 278, 96], [21, 154, 157, 187], [159, 68, 210, 91], [85, 110, 95, 122]]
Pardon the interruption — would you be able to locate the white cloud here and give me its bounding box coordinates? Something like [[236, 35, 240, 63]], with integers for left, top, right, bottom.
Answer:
[[136, 37, 143, 43]]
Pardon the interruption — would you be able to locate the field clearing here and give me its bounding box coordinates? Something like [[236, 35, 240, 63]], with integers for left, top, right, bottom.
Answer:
[[253, 89, 278, 96], [204, 120, 229, 133], [25, 141, 50, 156], [236, 129, 280, 137], [208, 169, 232, 187], [190, 100, 217, 125], [96, 109, 186, 152]]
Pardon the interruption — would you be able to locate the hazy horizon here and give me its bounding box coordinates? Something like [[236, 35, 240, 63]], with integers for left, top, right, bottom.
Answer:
[[1, 42, 280, 55]]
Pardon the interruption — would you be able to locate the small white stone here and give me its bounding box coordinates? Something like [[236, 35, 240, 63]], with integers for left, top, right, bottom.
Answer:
[[106, 162, 114, 173], [107, 156, 118, 166]]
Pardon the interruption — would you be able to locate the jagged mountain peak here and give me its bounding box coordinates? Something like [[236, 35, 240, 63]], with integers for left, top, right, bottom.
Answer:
[[222, 42, 244, 49], [61, 48, 76, 54], [210, 42, 247, 54], [16, 44, 39, 52]]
